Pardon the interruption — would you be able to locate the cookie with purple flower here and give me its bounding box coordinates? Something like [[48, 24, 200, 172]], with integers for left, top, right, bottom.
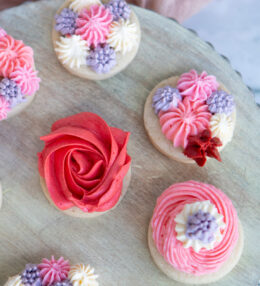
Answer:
[[53, 0, 141, 80]]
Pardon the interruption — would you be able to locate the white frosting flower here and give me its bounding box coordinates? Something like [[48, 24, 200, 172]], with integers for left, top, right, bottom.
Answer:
[[5, 275, 23, 286], [55, 35, 89, 69], [210, 113, 235, 148], [175, 200, 226, 253], [69, 264, 99, 286], [69, 0, 101, 12], [107, 20, 138, 55]]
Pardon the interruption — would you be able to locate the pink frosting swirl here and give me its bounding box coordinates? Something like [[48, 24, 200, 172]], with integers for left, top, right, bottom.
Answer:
[[10, 65, 41, 96], [177, 69, 219, 101], [159, 97, 211, 148], [0, 27, 7, 39], [0, 96, 10, 120], [76, 4, 113, 47], [151, 181, 239, 275], [0, 35, 34, 77]]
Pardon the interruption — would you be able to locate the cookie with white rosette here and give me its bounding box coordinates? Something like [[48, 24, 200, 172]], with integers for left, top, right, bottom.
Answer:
[[0, 27, 40, 121], [144, 70, 236, 166], [148, 181, 244, 284], [4, 256, 99, 286], [53, 0, 141, 80]]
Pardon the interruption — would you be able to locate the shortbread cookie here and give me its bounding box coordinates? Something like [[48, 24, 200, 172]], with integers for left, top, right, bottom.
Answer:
[[144, 70, 236, 166], [38, 112, 132, 217], [52, 0, 141, 80], [4, 256, 99, 286], [0, 27, 40, 121], [148, 181, 244, 284]]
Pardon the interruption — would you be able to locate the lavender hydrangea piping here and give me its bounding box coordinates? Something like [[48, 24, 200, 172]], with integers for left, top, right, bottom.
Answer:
[[0, 78, 26, 108], [87, 44, 116, 74], [55, 8, 78, 36], [105, 0, 131, 21], [186, 210, 218, 244], [207, 90, 235, 115], [52, 280, 73, 286], [152, 86, 182, 114], [21, 264, 42, 286]]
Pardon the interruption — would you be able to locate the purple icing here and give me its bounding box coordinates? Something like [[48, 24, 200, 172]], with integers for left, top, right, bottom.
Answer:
[[105, 0, 131, 21], [207, 90, 235, 115], [51, 280, 73, 286], [0, 78, 26, 108], [21, 264, 42, 286], [55, 8, 78, 36], [152, 86, 182, 114], [186, 210, 218, 244], [86, 44, 116, 74]]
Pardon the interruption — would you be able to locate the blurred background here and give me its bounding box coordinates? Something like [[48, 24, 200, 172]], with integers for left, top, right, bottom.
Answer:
[[0, 0, 259, 104]]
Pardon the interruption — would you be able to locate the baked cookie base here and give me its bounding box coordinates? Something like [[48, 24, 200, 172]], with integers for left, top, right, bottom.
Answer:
[[148, 220, 244, 284], [40, 165, 131, 218], [52, 0, 141, 81], [143, 76, 236, 163]]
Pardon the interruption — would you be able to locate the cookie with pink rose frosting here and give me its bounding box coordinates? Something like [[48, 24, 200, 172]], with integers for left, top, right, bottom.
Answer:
[[0, 27, 41, 121], [52, 0, 141, 80], [148, 181, 244, 284], [144, 70, 236, 166], [4, 256, 99, 286]]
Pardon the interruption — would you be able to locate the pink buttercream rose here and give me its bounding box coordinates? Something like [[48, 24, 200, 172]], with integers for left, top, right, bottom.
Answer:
[[177, 69, 219, 101]]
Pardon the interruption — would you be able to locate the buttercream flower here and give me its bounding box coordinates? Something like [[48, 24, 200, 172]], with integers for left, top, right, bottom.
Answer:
[[105, 0, 131, 21], [55, 8, 78, 36], [0, 96, 10, 120], [10, 65, 41, 96], [183, 129, 222, 166], [38, 256, 70, 286], [177, 69, 219, 102], [69, 0, 101, 13], [207, 90, 235, 115], [0, 35, 34, 77], [4, 275, 23, 286], [107, 19, 138, 55], [69, 264, 98, 286], [38, 112, 131, 213], [159, 97, 211, 148], [76, 5, 113, 47], [0, 27, 7, 38], [21, 264, 42, 286]]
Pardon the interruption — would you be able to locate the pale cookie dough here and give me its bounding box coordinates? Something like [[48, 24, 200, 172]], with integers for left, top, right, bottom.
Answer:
[[40, 166, 131, 218], [148, 220, 244, 284], [144, 76, 236, 163], [52, 0, 141, 80]]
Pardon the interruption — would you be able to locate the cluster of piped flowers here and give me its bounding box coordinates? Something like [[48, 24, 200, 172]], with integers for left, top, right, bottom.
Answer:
[[6, 256, 98, 286], [152, 69, 236, 166], [54, 0, 138, 74], [0, 27, 41, 121]]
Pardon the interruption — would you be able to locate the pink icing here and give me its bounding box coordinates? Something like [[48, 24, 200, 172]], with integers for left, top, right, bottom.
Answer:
[[38, 256, 70, 286], [10, 65, 41, 96], [151, 181, 239, 275], [0, 27, 7, 39], [76, 4, 113, 47], [177, 69, 219, 101], [0, 96, 10, 120], [159, 97, 211, 148], [0, 35, 34, 77]]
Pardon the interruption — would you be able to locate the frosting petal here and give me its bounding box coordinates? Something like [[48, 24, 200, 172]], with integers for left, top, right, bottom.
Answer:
[[0, 96, 10, 120], [55, 35, 89, 69], [107, 20, 138, 55], [0, 27, 7, 39], [69, 264, 99, 286], [69, 0, 101, 12]]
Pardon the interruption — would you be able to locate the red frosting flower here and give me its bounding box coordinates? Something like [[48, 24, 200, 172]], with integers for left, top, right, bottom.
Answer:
[[183, 129, 222, 166], [38, 112, 131, 213]]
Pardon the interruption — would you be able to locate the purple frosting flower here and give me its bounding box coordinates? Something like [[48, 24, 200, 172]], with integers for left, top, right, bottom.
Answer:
[[207, 90, 235, 115], [55, 8, 78, 36], [105, 0, 131, 21], [87, 44, 116, 74], [152, 86, 182, 114], [0, 78, 26, 108], [51, 280, 73, 286], [186, 210, 218, 244], [21, 264, 42, 286]]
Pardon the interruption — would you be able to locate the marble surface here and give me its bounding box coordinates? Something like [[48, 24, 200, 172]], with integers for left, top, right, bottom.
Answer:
[[184, 0, 260, 104]]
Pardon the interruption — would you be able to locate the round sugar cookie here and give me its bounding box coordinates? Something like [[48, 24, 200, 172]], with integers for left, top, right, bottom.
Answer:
[[52, 0, 141, 80], [144, 74, 236, 165]]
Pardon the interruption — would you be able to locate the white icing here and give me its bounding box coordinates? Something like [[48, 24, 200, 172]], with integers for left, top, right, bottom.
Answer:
[[5, 275, 23, 286], [210, 113, 235, 148], [69, 264, 99, 286], [174, 200, 226, 253], [107, 20, 138, 55], [69, 0, 101, 12], [55, 35, 89, 69]]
